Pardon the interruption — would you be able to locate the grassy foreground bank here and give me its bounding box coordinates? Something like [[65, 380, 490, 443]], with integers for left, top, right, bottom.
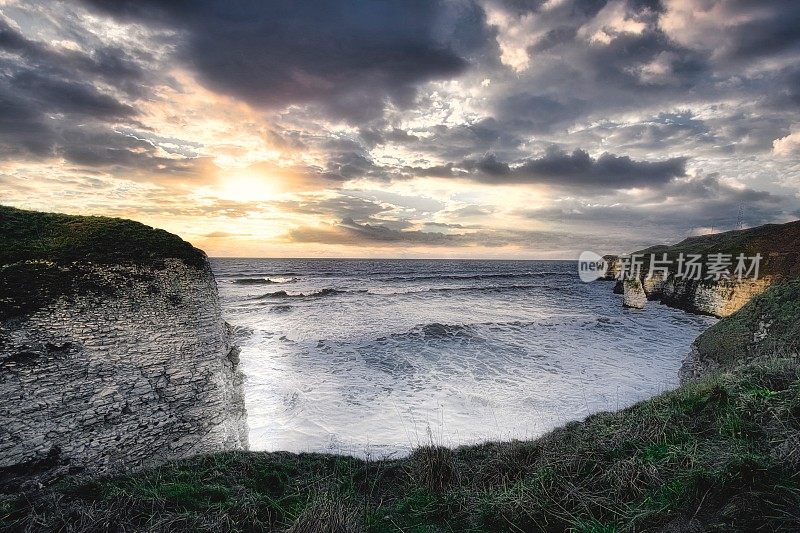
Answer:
[[3, 282, 799, 532]]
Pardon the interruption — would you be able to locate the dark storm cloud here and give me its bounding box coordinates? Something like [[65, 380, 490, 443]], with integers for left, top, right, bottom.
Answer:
[[276, 192, 445, 227], [418, 118, 524, 160], [405, 149, 686, 189], [592, 112, 711, 150], [338, 218, 462, 245], [476, 1, 735, 143], [521, 174, 791, 245], [2, 0, 798, 254], [324, 152, 384, 181], [81, 0, 484, 123], [480, 149, 687, 188], [351, 116, 525, 166], [0, 16, 178, 172], [496, 94, 588, 133], [0, 18, 146, 97], [287, 218, 461, 246], [57, 128, 208, 175], [8, 70, 135, 118], [589, 31, 708, 90], [688, 0, 800, 64], [278, 196, 389, 222], [658, 174, 786, 206]]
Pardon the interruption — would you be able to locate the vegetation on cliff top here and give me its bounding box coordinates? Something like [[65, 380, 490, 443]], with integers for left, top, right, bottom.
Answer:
[[694, 279, 800, 368], [632, 219, 800, 279], [0, 206, 206, 320], [3, 282, 799, 532], [0, 205, 206, 268]]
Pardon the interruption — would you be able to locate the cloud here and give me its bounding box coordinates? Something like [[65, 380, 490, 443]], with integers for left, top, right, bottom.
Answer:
[[660, 0, 800, 64], [286, 217, 574, 249], [277, 196, 389, 222], [0, 14, 180, 174], [521, 174, 791, 247], [495, 94, 587, 132], [453, 149, 687, 188], [80, 0, 484, 123], [773, 130, 800, 156], [2, 0, 800, 257], [203, 231, 251, 238]]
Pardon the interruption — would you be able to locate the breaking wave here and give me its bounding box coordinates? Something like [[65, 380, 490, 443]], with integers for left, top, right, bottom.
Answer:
[[233, 277, 298, 285]]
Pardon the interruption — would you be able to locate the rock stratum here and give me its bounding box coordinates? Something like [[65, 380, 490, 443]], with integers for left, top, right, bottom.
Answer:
[[609, 220, 800, 317], [0, 206, 247, 489]]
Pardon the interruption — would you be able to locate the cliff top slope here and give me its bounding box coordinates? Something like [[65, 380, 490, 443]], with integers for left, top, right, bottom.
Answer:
[[630, 219, 800, 278], [637, 219, 800, 257], [694, 277, 800, 368], [0, 205, 206, 268], [0, 206, 207, 320]]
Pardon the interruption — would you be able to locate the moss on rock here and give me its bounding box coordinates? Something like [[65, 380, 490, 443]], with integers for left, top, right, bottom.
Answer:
[[0, 206, 206, 320], [694, 279, 800, 369]]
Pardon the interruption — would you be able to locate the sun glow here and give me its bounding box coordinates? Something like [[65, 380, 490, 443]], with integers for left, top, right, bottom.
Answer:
[[215, 173, 282, 202]]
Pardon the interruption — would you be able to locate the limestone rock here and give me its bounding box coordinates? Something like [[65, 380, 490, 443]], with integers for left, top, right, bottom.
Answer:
[[0, 259, 248, 485], [622, 278, 647, 309]]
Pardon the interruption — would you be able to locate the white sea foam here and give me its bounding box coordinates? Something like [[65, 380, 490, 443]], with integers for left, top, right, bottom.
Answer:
[[212, 258, 716, 458]]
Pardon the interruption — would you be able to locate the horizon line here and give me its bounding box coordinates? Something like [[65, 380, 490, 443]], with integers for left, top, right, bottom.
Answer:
[[207, 256, 576, 261]]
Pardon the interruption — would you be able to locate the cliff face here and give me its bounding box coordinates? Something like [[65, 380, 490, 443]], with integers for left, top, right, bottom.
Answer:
[[611, 220, 800, 317], [0, 207, 247, 487], [640, 274, 776, 317], [679, 279, 800, 383]]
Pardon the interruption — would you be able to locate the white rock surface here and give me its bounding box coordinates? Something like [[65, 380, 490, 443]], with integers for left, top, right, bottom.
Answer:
[[0, 258, 247, 478], [622, 278, 647, 309]]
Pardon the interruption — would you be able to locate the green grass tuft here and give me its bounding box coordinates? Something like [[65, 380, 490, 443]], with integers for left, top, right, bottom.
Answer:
[[0, 205, 206, 268]]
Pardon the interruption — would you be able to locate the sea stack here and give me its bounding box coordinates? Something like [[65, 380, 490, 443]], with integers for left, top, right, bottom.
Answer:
[[622, 278, 647, 309]]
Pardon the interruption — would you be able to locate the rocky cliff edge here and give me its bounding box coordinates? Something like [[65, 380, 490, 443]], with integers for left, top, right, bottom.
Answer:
[[0, 206, 248, 490]]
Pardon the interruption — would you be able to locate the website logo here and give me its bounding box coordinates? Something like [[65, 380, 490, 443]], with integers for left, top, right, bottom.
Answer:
[[578, 251, 608, 282]]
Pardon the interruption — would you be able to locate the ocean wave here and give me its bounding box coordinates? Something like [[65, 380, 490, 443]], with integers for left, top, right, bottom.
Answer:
[[380, 271, 574, 282], [388, 322, 477, 341], [228, 324, 255, 343], [255, 288, 367, 300], [426, 283, 563, 294], [253, 283, 565, 300], [233, 276, 298, 285]]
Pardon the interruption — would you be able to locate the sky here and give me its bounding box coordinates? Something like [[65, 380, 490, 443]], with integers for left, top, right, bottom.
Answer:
[[1, 0, 799, 258]]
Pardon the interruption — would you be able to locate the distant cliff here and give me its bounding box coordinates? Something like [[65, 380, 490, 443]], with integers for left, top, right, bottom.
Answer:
[[609, 220, 800, 317], [0, 206, 247, 489]]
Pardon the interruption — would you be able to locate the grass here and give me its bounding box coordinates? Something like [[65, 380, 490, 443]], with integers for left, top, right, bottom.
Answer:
[[0, 205, 206, 319], [2, 210, 798, 531], [0, 205, 206, 268], [3, 360, 799, 531], [3, 281, 800, 532]]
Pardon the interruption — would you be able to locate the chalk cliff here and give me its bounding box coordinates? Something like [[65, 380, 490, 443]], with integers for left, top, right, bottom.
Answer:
[[609, 220, 800, 317], [0, 207, 247, 487], [679, 278, 800, 383]]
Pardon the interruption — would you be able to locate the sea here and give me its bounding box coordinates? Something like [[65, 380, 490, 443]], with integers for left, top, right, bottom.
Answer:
[[210, 258, 716, 458]]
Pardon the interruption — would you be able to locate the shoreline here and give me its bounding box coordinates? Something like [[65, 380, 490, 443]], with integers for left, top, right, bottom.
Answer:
[[3, 206, 799, 531]]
